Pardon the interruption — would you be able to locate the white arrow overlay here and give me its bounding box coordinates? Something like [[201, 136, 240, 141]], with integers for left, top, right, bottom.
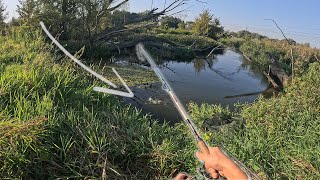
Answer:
[[40, 22, 134, 98]]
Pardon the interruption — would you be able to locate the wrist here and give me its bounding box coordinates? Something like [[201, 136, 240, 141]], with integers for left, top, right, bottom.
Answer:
[[222, 160, 248, 180]]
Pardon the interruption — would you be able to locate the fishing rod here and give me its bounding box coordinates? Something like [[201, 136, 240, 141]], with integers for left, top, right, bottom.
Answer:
[[136, 43, 209, 153], [136, 43, 261, 180]]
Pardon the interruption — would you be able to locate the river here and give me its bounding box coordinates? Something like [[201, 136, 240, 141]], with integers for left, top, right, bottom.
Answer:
[[123, 50, 270, 123]]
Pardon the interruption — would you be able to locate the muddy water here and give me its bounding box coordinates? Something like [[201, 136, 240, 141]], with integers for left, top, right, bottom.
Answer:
[[124, 50, 270, 123]]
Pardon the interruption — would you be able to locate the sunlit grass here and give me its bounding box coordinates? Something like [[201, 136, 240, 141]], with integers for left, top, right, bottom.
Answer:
[[1, 26, 319, 179], [0, 27, 198, 179], [189, 62, 320, 179]]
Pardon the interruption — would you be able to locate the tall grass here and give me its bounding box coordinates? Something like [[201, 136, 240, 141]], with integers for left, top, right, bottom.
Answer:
[[0, 27, 199, 179], [189, 61, 320, 179]]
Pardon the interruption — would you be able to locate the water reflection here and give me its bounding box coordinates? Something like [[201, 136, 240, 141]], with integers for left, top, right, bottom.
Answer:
[[124, 50, 270, 123], [193, 58, 207, 73]]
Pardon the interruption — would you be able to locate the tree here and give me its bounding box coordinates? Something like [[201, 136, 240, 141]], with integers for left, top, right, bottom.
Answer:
[[192, 9, 223, 39], [237, 30, 267, 39], [39, 0, 78, 40], [0, 0, 7, 29], [112, 10, 139, 26], [159, 16, 183, 29], [37, 0, 129, 39], [17, 0, 41, 26], [75, 0, 130, 39], [8, 17, 20, 26]]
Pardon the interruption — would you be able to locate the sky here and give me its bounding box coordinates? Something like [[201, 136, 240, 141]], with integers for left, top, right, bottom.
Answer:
[[3, 0, 320, 47]]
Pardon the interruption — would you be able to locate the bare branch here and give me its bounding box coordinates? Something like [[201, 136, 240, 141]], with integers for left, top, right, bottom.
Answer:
[[163, 0, 187, 12], [265, 19, 291, 45], [151, 0, 154, 10], [315, 55, 319, 62], [93, 0, 189, 41], [163, 0, 167, 10], [265, 18, 295, 81], [169, 5, 194, 16], [195, 0, 209, 5], [206, 45, 221, 58], [108, 0, 129, 12]]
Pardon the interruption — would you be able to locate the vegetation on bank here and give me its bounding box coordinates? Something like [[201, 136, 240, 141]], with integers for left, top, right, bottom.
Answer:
[[64, 31, 220, 61], [221, 32, 320, 76], [96, 63, 159, 86], [189, 61, 320, 179], [0, 28, 200, 179]]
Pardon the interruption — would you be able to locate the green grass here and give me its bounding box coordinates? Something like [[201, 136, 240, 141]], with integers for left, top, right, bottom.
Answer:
[[0, 27, 199, 179], [188, 62, 320, 179]]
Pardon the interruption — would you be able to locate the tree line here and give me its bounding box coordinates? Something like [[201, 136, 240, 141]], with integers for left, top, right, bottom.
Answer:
[[1, 1, 223, 38], [0, 0, 225, 59]]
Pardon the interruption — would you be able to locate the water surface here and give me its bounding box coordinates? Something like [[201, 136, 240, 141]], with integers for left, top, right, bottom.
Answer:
[[124, 50, 269, 122]]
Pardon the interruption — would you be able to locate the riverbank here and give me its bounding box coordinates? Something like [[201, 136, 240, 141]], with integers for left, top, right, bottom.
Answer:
[[63, 31, 221, 62], [190, 61, 320, 179], [0, 28, 199, 179]]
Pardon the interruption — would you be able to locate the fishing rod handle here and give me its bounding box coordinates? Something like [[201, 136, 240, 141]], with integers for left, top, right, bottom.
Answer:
[[197, 140, 228, 180], [198, 141, 254, 180], [197, 139, 210, 154]]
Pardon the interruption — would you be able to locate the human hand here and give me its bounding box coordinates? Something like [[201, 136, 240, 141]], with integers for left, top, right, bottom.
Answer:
[[196, 147, 248, 180]]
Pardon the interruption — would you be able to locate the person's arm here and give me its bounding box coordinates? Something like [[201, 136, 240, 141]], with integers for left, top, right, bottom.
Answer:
[[196, 147, 248, 180]]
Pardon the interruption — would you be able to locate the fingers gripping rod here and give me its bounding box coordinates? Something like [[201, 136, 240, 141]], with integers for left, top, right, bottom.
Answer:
[[136, 43, 209, 154]]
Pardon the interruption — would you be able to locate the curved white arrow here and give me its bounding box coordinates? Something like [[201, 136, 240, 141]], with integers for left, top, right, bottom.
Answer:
[[40, 21, 134, 98]]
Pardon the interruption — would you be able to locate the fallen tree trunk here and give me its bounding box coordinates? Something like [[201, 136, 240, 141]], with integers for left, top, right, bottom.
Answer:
[[224, 87, 277, 99], [269, 64, 289, 86], [268, 54, 289, 87], [263, 71, 280, 89], [93, 0, 188, 41]]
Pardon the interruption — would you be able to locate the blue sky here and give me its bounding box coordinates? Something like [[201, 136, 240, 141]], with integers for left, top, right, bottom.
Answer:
[[3, 0, 320, 47]]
